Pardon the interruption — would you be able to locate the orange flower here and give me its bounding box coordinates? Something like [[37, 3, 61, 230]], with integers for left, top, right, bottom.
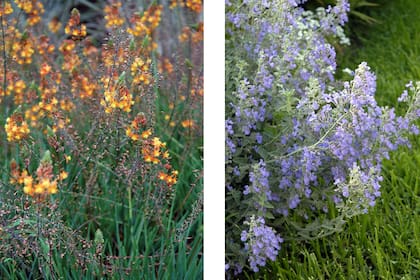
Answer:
[[0, 2, 13, 16], [15, 0, 44, 25], [186, 0, 202, 13], [141, 136, 170, 164], [126, 114, 150, 141], [5, 113, 30, 142], [181, 119, 194, 128], [40, 63, 52, 76], [65, 8, 87, 40], [11, 35, 35, 65], [179, 27, 190, 42], [104, 1, 125, 28], [48, 17, 62, 33], [170, 0, 202, 13], [59, 171, 68, 180], [158, 58, 174, 74], [12, 154, 60, 198], [157, 170, 178, 187], [37, 35, 55, 55], [131, 57, 153, 85], [101, 82, 134, 114], [127, 5, 163, 37], [141, 128, 152, 139], [71, 74, 97, 99]]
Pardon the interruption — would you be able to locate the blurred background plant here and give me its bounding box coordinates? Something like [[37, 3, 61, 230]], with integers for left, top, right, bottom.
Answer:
[[0, 0, 202, 279]]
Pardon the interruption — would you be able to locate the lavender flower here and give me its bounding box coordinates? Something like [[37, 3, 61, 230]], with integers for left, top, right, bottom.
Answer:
[[241, 216, 283, 272]]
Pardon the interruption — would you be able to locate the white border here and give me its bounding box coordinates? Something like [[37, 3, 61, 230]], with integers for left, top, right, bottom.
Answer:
[[203, 0, 225, 279]]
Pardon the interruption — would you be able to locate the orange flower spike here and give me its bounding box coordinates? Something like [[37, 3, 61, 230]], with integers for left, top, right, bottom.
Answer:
[[59, 40, 76, 53], [27, 1, 44, 26], [145, 156, 153, 163], [40, 63, 52, 76], [23, 174, 33, 189], [158, 170, 178, 187], [83, 39, 98, 57], [141, 128, 152, 139], [0, 2, 13, 16], [48, 180, 58, 194], [11, 80, 27, 104], [163, 58, 174, 74], [48, 17, 62, 33], [59, 171, 68, 181], [34, 179, 47, 194], [37, 35, 55, 55], [162, 150, 170, 159], [127, 5, 163, 36], [152, 137, 162, 147], [148, 5, 163, 29], [12, 37, 35, 65], [5, 113, 30, 142], [18, 170, 28, 184], [153, 147, 160, 158], [131, 58, 153, 85], [169, 0, 177, 9], [186, 0, 202, 13], [158, 171, 167, 181], [72, 75, 97, 99], [65, 8, 87, 39], [23, 175, 35, 195], [101, 78, 133, 113], [130, 57, 145, 75], [179, 27, 191, 42], [104, 1, 125, 28], [14, 0, 44, 25], [181, 119, 195, 128], [14, 0, 33, 13]]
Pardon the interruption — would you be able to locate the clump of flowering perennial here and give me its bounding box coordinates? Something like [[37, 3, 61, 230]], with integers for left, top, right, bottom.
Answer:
[[10, 151, 66, 199], [226, 0, 420, 275], [0, 1, 201, 277]]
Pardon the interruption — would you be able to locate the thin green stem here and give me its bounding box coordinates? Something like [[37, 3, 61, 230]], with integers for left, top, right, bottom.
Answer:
[[266, 112, 349, 164]]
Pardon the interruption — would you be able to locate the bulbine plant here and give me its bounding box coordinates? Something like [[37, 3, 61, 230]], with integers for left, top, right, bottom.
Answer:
[[226, 0, 420, 276], [0, 0, 203, 278]]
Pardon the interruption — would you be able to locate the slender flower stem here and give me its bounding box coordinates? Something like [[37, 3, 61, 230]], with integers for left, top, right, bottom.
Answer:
[[266, 112, 349, 163]]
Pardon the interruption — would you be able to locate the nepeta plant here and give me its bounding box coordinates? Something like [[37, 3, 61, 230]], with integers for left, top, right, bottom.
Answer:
[[226, 0, 420, 275]]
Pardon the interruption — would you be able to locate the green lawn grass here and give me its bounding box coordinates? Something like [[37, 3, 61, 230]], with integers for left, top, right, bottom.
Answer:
[[248, 1, 420, 279]]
